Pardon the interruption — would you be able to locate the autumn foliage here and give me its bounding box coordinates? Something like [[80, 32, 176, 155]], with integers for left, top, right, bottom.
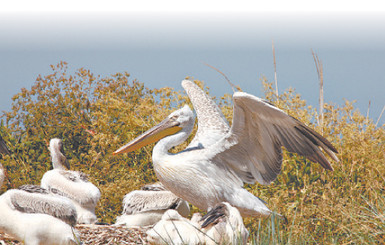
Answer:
[[1, 61, 384, 244]]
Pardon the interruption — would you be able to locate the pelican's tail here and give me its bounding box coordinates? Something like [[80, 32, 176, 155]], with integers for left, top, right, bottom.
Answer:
[[228, 188, 272, 218]]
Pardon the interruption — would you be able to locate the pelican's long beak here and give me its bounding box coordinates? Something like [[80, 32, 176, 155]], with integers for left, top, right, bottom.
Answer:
[[113, 117, 182, 155]]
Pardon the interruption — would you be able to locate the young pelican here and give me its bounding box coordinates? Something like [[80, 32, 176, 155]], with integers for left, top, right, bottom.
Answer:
[[147, 202, 248, 245], [41, 138, 101, 224], [114, 80, 339, 217], [115, 182, 190, 227], [0, 183, 81, 245]]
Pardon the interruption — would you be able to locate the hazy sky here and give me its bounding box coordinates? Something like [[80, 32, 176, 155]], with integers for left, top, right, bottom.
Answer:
[[0, 1, 384, 125]]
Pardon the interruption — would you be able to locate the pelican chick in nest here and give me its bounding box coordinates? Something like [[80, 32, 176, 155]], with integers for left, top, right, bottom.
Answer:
[[147, 202, 248, 245], [115, 182, 190, 227], [41, 138, 101, 224], [0, 183, 81, 245]]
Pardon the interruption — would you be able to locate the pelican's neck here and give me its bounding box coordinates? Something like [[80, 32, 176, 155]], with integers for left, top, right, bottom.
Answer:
[[0, 163, 4, 188], [51, 149, 69, 170], [152, 127, 192, 165]]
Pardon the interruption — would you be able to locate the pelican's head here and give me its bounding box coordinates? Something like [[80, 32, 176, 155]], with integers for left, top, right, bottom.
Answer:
[[49, 138, 63, 153], [201, 202, 249, 243], [49, 138, 70, 170], [113, 105, 195, 155]]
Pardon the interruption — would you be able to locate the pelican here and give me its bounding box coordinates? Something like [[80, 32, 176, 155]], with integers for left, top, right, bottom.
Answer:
[[147, 202, 248, 245], [147, 209, 204, 245], [0, 182, 81, 244], [41, 138, 101, 224], [114, 80, 339, 218], [115, 182, 190, 227]]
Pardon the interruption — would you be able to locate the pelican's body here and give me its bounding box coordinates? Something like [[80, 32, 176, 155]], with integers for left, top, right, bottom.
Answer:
[[115, 182, 190, 227], [41, 138, 101, 224], [0, 184, 80, 245], [114, 80, 338, 217], [147, 202, 248, 245]]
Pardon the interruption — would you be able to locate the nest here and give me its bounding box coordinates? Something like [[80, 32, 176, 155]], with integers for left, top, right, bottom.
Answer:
[[77, 224, 150, 244], [0, 224, 151, 244], [0, 232, 20, 245]]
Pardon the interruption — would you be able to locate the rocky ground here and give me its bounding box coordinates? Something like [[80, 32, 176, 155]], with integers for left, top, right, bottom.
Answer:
[[0, 224, 150, 244]]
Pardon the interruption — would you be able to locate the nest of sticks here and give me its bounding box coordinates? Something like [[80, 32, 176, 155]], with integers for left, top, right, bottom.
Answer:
[[0, 224, 151, 245]]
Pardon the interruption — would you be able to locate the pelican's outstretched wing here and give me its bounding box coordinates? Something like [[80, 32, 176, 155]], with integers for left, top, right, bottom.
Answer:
[[122, 190, 184, 215], [9, 188, 77, 226], [210, 92, 338, 185], [182, 80, 229, 148]]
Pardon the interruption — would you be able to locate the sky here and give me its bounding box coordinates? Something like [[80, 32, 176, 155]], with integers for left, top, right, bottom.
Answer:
[[0, 0, 384, 125]]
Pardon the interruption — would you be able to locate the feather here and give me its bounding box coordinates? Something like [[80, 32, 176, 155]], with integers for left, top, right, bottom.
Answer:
[[9, 189, 77, 226]]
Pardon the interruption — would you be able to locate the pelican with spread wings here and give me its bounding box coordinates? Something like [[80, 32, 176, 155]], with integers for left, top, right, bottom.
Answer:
[[114, 80, 338, 217]]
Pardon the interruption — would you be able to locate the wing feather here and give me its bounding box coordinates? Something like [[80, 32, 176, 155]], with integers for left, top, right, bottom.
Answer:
[[18, 184, 49, 194], [200, 203, 226, 228], [122, 190, 183, 215], [41, 169, 101, 206], [210, 92, 338, 185], [182, 80, 229, 148], [9, 189, 77, 226]]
